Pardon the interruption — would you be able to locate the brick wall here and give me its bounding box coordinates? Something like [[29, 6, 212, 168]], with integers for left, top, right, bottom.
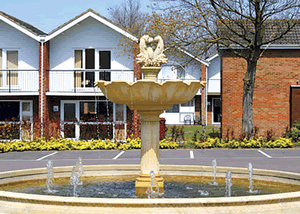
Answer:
[[221, 49, 300, 138], [38, 41, 50, 137], [131, 42, 141, 138]]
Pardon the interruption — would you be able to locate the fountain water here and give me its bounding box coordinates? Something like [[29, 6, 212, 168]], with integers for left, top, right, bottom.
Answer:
[[45, 160, 57, 193], [75, 157, 84, 185], [146, 171, 164, 198], [225, 170, 232, 197], [70, 166, 80, 197], [248, 163, 258, 194], [209, 159, 218, 186]]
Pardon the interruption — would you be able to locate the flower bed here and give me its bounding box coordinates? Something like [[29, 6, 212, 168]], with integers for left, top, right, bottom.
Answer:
[[0, 135, 297, 153], [189, 137, 293, 149], [0, 136, 179, 153]]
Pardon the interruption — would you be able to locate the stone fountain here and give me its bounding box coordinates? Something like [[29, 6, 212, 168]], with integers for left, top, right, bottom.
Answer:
[[95, 35, 205, 196], [2, 36, 300, 213]]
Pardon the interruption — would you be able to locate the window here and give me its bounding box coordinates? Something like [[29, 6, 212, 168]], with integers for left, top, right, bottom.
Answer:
[[22, 102, 31, 121], [85, 49, 95, 87], [0, 101, 33, 140], [181, 99, 194, 107], [0, 101, 19, 121], [74, 50, 82, 88], [0, 50, 19, 87], [62, 100, 124, 140], [99, 51, 111, 69], [64, 103, 76, 122], [80, 101, 113, 122], [213, 98, 221, 123], [166, 104, 179, 113], [115, 103, 124, 121], [99, 51, 111, 81], [74, 49, 111, 87], [6, 50, 18, 86], [74, 49, 95, 87]]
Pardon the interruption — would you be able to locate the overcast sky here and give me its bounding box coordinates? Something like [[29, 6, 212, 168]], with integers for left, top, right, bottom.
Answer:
[[1, 0, 158, 33]]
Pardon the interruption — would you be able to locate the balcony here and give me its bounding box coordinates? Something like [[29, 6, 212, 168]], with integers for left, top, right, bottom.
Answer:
[[49, 69, 134, 93], [0, 70, 39, 93]]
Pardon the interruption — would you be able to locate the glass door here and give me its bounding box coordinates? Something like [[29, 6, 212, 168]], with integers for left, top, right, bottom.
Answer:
[[61, 101, 79, 139], [212, 98, 221, 124]]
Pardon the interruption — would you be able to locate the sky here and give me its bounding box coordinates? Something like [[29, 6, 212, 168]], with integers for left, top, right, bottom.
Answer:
[[1, 0, 157, 34]]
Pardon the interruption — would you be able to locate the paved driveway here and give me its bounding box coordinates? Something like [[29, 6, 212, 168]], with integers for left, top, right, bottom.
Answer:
[[0, 149, 300, 173], [1, 148, 300, 173]]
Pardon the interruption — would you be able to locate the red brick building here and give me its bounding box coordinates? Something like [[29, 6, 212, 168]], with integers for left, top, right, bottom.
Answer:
[[221, 47, 300, 138]]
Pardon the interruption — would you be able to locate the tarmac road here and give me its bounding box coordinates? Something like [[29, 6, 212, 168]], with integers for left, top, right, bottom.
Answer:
[[0, 148, 300, 173]]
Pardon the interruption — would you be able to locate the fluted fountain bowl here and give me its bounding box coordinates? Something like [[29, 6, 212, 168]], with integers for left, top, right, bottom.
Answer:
[[94, 79, 205, 112]]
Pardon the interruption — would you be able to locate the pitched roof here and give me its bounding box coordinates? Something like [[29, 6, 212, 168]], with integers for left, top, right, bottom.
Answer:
[[46, 8, 138, 42], [48, 9, 102, 35], [265, 21, 300, 45], [0, 11, 46, 36], [217, 19, 300, 48]]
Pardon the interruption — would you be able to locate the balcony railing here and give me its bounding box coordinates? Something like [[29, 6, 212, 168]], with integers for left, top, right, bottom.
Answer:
[[207, 79, 221, 93], [49, 69, 134, 93], [0, 69, 39, 93]]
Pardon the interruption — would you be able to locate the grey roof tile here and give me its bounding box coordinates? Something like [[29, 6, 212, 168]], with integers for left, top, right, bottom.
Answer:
[[0, 11, 46, 36], [218, 19, 300, 46]]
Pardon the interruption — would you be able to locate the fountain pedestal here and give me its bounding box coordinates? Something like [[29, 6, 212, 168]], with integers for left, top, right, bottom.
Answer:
[[135, 110, 164, 196]]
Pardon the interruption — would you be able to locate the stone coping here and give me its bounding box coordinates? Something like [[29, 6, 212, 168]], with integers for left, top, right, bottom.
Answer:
[[0, 165, 300, 207]]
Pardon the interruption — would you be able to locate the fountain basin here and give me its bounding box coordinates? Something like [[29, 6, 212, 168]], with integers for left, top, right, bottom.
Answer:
[[1, 165, 300, 213], [94, 79, 205, 112]]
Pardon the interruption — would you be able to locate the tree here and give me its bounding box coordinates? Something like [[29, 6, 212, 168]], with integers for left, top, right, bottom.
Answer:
[[108, 0, 150, 59], [108, 0, 149, 37], [148, 0, 300, 137]]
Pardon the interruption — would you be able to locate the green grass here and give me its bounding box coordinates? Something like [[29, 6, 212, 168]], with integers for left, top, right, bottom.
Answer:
[[165, 125, 221, 142]]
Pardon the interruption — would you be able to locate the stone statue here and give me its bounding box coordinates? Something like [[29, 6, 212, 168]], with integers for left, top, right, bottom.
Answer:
[[136, 35, 168, 68]]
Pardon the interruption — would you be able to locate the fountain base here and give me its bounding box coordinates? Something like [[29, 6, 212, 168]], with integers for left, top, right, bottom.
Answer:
[[135, 174, 164, 197], [2, 165, 300, 213]]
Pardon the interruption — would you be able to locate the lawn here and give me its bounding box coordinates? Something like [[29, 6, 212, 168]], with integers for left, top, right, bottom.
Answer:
[[165, 125, 221, 143]]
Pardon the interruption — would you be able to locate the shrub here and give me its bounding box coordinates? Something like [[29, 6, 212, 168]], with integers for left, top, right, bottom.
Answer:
[[240, 137, 262, 148], [285, 121, 300, 142], [159, 138, 178, 149], [169, 125, 184, 142], [262, 138, 293, 148], [225, 139, 240, 148], [118, 137, 141, 150], [193, 138, 219, 149]]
